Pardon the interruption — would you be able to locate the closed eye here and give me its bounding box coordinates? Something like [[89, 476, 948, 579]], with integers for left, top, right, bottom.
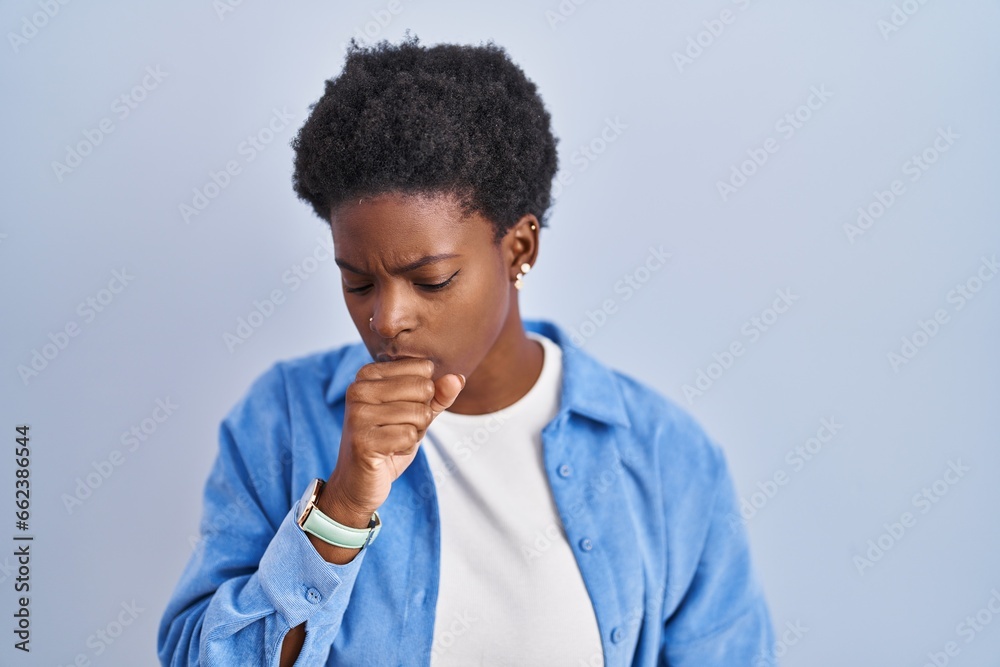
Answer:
[[419, 274, 457, 291], [344, 270, 459, 294]]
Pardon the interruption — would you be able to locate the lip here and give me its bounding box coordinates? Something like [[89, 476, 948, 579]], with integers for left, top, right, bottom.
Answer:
[[376, 353, 422, 363]]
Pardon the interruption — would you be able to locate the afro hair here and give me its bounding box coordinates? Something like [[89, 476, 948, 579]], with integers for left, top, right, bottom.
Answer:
[[290, 32, 559, 244]]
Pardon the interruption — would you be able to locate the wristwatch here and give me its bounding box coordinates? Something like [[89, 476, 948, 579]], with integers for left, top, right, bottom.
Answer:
[[296, 478, 381, 549]]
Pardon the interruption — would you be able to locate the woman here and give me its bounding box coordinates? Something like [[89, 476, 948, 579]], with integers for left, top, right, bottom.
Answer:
[[158, 34, 776, 666]]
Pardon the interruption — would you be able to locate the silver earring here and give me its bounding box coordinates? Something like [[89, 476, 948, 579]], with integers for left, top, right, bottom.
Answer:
[[514, 262, 531, 290]]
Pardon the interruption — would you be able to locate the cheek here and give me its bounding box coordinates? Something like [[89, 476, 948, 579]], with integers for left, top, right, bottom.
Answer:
[[439, 273, 502, 336], [344, 300, 364, 327], [469, 270, 506, 315], [473, 274, 511, 343], [344, 298, 377, 345]]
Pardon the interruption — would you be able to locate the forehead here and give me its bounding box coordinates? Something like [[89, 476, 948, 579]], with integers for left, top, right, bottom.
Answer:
[[331, 192, 494, 265]]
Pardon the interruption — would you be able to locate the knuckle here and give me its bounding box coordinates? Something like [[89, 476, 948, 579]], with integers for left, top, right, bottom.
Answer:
[[351, 401, 370, 421], [420, 378, 436, 400], [385, 430, 405, 451], [356, 425, 378, 450]]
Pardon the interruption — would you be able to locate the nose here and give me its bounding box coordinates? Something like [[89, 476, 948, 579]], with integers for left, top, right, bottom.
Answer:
[[369, 284, 415, 339]]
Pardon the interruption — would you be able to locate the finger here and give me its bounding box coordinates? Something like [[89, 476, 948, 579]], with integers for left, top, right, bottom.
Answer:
[[366, 423, 424, 456], [430, 373, 466, 416], [353, 400, 433, 429], [358, 358, 435, 380], [347, 376, 436, 405]]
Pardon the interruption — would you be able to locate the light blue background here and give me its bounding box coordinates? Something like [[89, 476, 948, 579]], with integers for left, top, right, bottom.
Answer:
[[2, 1, 998, 665]]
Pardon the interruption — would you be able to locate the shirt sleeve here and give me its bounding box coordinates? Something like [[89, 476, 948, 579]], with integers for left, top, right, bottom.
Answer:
[[660, 441, 777, 666], [157, 363, 370, 666]]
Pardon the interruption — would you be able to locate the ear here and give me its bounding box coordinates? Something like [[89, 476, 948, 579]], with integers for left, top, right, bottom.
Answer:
[[503, 214, 540, 281]]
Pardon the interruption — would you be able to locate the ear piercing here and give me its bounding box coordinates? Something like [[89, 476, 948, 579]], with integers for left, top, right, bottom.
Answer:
[[514, 262, 531, 290], [513, 221, 537, 290]]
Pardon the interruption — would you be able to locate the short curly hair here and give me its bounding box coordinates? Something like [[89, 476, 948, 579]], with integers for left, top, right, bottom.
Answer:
[[290, 32, 559, 244]]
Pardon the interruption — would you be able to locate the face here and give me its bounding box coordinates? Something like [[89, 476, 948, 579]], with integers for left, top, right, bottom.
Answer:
[[330, 191, 522, 381]]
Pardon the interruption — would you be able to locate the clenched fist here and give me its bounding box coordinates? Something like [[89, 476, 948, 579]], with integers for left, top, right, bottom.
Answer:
[[318, 358, 465, 532]]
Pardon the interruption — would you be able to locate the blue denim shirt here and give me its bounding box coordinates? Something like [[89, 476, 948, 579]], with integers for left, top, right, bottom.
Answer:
[[158, 318, 776, 666]]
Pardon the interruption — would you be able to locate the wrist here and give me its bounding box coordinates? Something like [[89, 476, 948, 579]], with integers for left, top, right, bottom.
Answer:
[[316, 482, 377, 530], [297, 478, 380, 564]]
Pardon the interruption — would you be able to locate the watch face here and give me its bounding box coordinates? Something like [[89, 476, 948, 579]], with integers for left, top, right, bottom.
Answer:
[[297, 478, 322, 526]]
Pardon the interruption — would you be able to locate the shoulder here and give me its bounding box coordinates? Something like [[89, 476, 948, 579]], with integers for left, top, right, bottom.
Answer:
[[606, 366, 726, 494], [277, 343, 357, 395], [222, 341, 362, 427], [214, 343, 363, 503], [529, 316, 726, 490]]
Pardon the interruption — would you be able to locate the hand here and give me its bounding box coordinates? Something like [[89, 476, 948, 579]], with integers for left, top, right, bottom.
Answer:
[[320, 358, 465, 526]]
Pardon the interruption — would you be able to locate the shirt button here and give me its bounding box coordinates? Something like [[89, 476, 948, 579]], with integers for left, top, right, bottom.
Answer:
[[611, 626, 624, 643], [305, 587, 322, 604], [558, 464, 572, 478], [578, 537, 593, 552]]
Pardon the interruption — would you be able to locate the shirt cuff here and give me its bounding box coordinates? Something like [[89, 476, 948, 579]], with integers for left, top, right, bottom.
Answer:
[[257, 498, 370, 629]]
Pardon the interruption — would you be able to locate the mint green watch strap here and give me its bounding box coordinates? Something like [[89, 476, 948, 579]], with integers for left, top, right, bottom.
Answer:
[[302, 502, 381, 549]]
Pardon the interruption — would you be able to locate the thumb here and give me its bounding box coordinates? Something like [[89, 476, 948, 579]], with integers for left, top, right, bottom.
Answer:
[[429, 373, 466, 416]]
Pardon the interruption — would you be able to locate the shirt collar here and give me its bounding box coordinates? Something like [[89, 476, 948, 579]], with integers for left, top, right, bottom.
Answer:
[[323, 318, 631, 429]]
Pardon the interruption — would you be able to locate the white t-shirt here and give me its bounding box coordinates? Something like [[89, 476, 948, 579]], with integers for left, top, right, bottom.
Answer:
[[421, 331, 605, 666]]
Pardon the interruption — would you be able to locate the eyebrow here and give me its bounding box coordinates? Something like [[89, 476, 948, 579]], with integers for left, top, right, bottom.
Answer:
[[334, 253, 461, 276]]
